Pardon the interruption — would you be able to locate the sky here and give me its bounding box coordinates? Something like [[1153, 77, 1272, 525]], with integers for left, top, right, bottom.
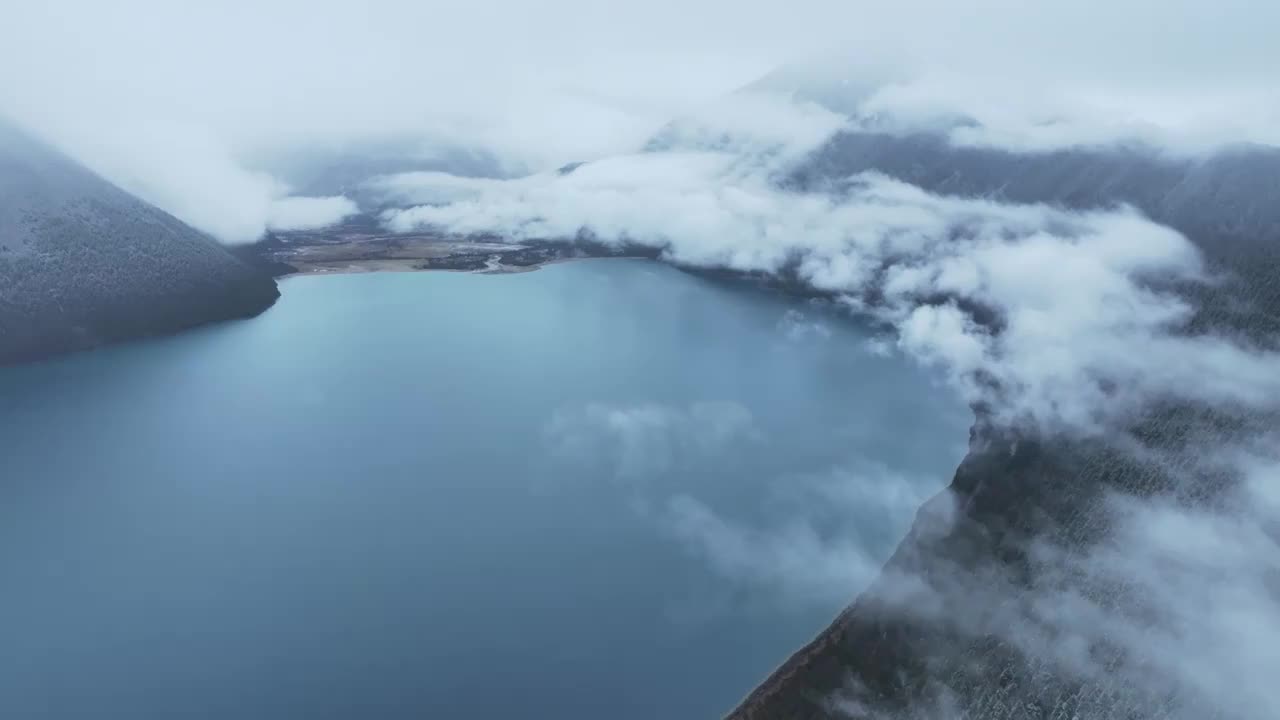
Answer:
[[3, 2, 1279, 716], [3, 0, 1280, 242]]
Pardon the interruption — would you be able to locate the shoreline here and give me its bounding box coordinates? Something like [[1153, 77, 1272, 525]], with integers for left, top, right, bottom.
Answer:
[[240, 221, 659, 281], [275, 254, 612, 282]]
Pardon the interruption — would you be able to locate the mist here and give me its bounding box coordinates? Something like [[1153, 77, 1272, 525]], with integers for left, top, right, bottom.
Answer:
[[4, 0, 1280, 243]]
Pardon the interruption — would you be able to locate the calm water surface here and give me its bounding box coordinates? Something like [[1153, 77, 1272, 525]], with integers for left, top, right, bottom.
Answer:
[[0, 260, 969, 719]]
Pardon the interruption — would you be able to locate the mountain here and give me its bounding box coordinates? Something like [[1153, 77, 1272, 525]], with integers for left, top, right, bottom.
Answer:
[[788, 131, 1280, 340], [728, 134, 1280, 718], [727, 62, 1280, 325], [0, 118, 280, 365]]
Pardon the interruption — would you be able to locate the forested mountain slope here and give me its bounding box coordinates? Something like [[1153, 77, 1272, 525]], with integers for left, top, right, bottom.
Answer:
[[729, 135, 1280, 719], [0, 119, 279, 365]]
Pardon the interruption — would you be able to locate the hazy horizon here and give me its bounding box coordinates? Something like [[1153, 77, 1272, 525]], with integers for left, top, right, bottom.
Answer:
[[4, 0, 1280, 244]]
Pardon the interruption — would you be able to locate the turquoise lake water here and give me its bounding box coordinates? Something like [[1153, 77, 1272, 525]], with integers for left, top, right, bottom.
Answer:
[[0, 260, 969, 719]]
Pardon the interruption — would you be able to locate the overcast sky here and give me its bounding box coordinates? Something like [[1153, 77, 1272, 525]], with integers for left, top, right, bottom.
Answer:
[[5, 0, 1277, 140], [2, 0, 1280, 243], [3, 0, 1279, 242]]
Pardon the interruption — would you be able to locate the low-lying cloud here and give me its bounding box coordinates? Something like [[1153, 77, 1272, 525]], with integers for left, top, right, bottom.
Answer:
[[546, 400, 959, 612], [663, 460, 956, 609], [545, 401, 760, 484], [850, 436, 1280, 720], [384, 93, 1280, 429], [266, 195, 358, 232]]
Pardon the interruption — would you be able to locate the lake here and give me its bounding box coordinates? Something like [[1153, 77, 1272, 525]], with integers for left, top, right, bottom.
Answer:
[[0, 259, 969, 719]]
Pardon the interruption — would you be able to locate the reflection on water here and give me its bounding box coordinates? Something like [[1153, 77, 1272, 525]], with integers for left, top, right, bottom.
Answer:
[[0, 260, 969, 720]]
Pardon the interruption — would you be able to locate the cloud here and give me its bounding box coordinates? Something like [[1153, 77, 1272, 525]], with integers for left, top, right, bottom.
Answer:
[[777, 309, 833, 343], [543, 399, 962, 612], [1066, 475, 1280, 718], [385, 95, 1280, 429], [545, 399, 960, 612], [661, 461, 958, 609], [0, 0, 780, 243], [266, 195, 358, 232], [843, 435, 1280, 720], [827, 72, 1280, 154], [544, 401, 759, 482], [0, 107, 353, 244], [663, 493, 882, 608], [759, 3, 1280, 152], [6, 0, 1280, 244], [364, 172, 499, 209], [23, 112, 289, 245]]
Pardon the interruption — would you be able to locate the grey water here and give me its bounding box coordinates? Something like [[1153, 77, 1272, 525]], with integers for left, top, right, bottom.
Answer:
[[0, 259, 969, 720]]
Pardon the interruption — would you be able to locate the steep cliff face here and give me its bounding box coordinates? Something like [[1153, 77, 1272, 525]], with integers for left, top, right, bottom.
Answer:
[[0, 119, 279, 365], [729, 137, 1280, 719]]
